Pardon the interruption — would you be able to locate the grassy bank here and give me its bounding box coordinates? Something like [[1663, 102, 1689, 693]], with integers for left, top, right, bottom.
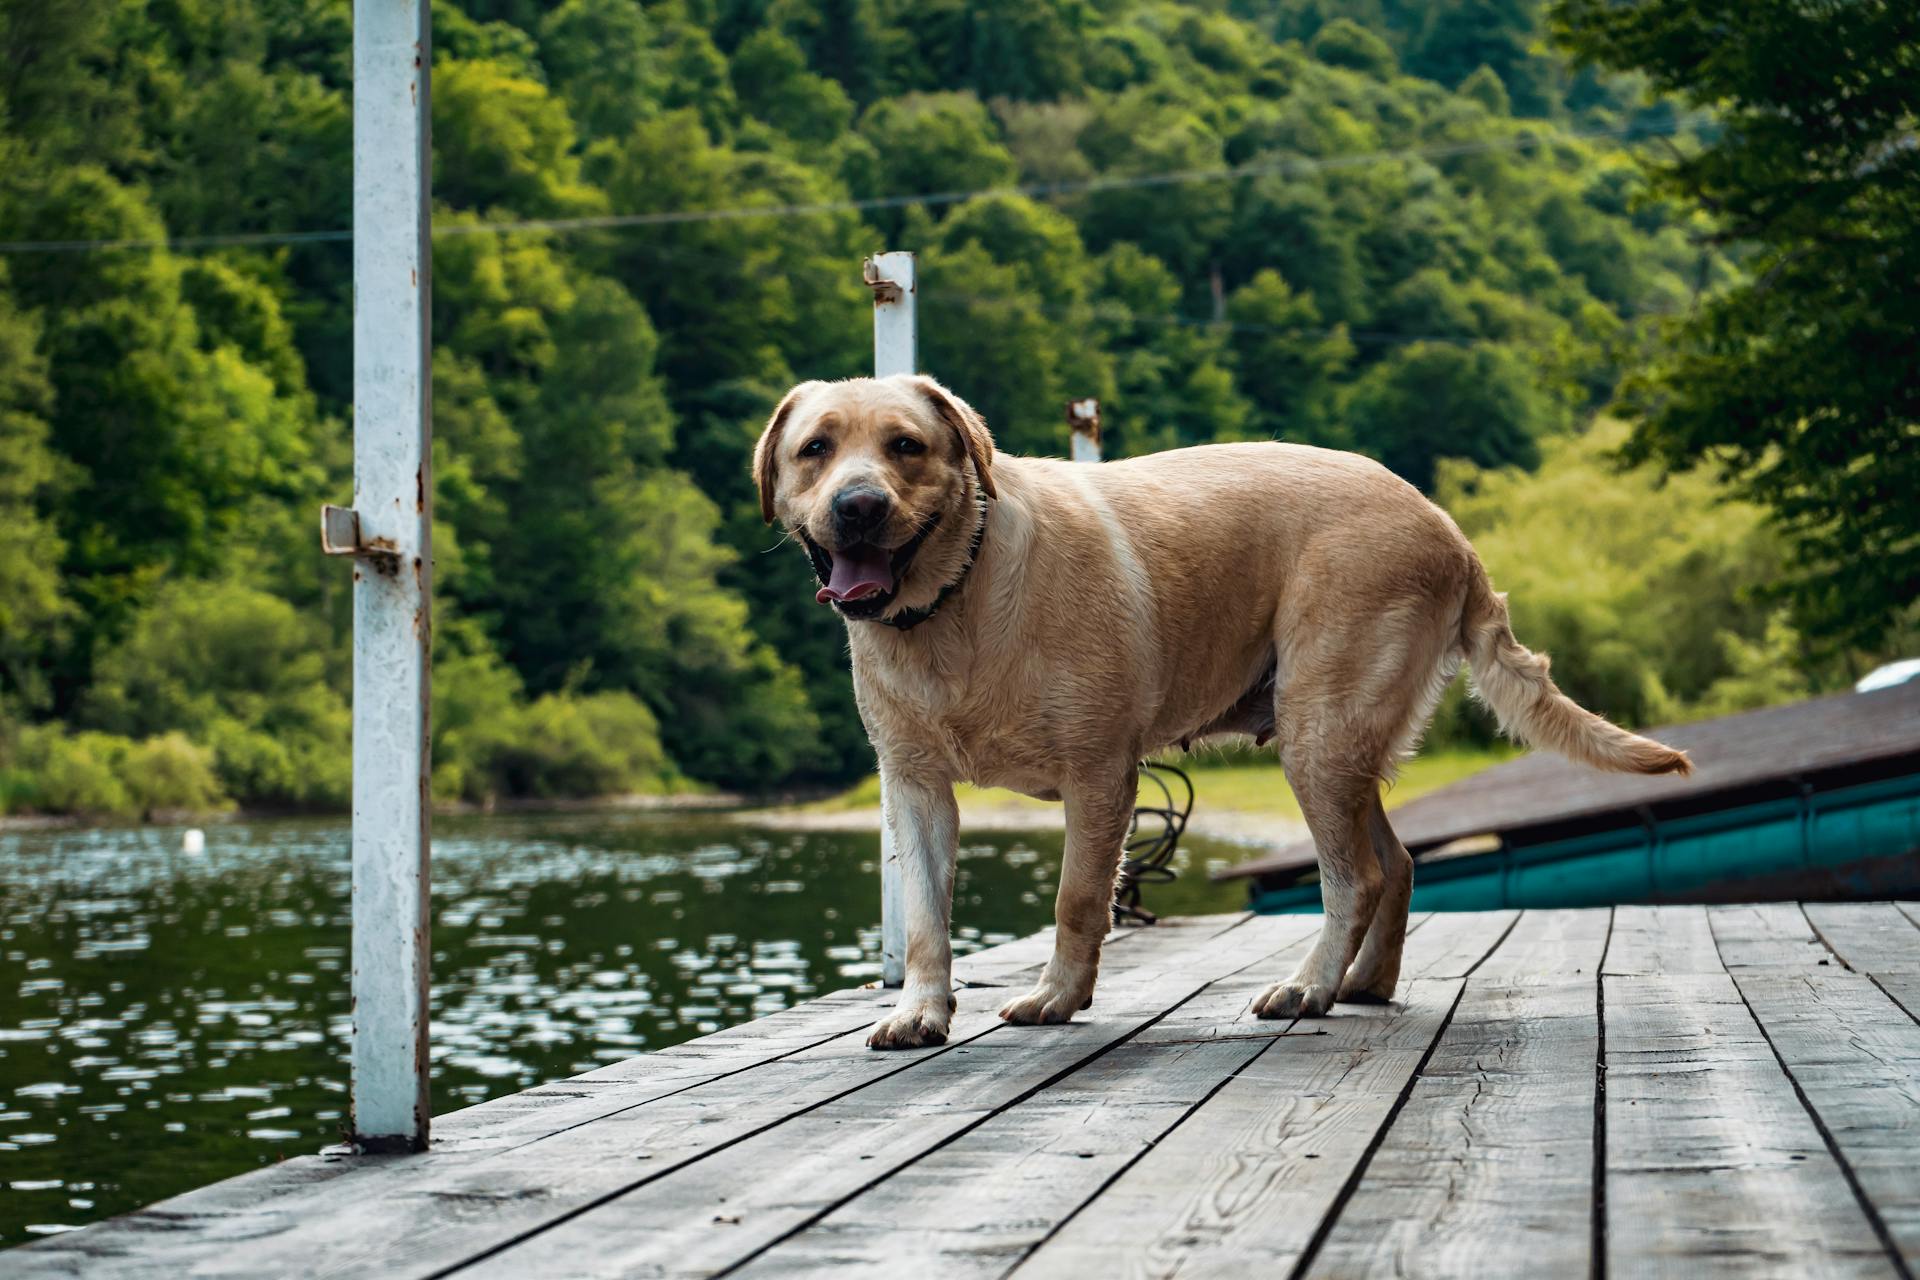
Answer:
[[796, 747, 1514, 821]]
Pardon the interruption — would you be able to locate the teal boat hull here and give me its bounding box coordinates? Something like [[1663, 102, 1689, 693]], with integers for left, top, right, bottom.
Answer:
[[1249, 771, 1920, 914]]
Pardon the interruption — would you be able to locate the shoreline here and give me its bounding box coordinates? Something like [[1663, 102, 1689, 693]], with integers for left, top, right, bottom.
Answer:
[[0, 789, 756, 834], [734, 798, 1308, 850], [4, 789, 1309, 850]]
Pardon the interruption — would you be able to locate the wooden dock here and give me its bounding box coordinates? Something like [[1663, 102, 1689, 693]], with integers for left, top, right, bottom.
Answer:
[[12, 903, 1920, 1278]]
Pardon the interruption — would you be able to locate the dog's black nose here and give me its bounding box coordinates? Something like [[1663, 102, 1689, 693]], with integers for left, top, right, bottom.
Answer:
[[832, 487, 890, 534]]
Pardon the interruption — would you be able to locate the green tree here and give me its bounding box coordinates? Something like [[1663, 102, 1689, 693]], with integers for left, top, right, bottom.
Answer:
[[1309, 18, 1397, 80], [0, 281, 72, 711], [0, 165, 327, 700], [86, 581, 351, 808], [729, 29, 853, 143], [1342, 341, 1548, 490], [1437, 420, 1804, 729], [432, 58, 606, 216], [856, 91, 1018, 206], [1553, 0, 1920, 652], [1227, 269, 1355, 446], [538, 0, 667, 144]]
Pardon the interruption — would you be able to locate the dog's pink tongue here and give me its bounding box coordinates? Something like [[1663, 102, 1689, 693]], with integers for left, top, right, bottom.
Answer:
[[817, 547, 894, 604]]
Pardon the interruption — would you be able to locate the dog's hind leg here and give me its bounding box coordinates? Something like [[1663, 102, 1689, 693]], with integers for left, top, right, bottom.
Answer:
[[1000, 772, 1135, 1025], [1337, 792, 1413, 1003], [1252, 597, 1437, 1018], [1251, 750, 1381, 1019]]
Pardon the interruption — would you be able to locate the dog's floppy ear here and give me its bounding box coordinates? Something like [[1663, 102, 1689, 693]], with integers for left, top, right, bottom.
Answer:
[[754, 382, 818, 524], [907, 375, 997, 501]]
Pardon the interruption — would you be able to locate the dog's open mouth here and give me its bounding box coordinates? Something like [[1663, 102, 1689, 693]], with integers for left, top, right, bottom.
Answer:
[[803, 514, 941, 620]]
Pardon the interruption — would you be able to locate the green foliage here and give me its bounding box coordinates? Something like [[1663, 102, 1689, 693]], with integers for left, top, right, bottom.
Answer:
[[0, 725, 227, 818], [491, 691, 676, 799], [1551, 0, 1920, 653], [0, 279, 73, 712], [1309, 19, 1397, 79], [6, 0, 1835, 820], [431, 635, 680, 802], [1343, 342, 1550, 491], [86, 582, 352, 809], [1432, 420, 1818, 739]]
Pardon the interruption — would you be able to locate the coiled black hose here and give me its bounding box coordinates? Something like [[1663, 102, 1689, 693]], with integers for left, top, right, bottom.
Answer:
[[1112, 760, 1194, 925]]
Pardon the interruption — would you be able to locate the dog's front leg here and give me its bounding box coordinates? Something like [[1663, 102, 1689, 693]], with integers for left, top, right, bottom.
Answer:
[[867, 771, 960, 1050], [1001, 775, 1133, 1025]]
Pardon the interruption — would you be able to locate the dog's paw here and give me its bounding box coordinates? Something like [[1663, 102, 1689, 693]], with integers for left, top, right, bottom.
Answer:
[[1336, 972, 1397, 1004], [1250, 981, 1335, 1020], [867, 997, 951, 1050], [998, 979, 1091, 1026]]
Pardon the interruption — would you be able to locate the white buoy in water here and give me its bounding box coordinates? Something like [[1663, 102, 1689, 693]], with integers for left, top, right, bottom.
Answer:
[[182, 828, 206, 855]]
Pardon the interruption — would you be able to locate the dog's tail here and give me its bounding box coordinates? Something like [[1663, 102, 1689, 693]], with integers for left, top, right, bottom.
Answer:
[[1460, 557, 1692, 776]]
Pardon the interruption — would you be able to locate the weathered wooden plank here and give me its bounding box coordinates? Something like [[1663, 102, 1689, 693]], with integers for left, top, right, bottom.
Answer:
[[0, 1158, 363, 1278], [15, 916, 1245, 1276], [714, 923, 1328, 1279], [950, 912, 1187, 984], [1709, 902, 1836, 971], [430, 990, 897, 1155], [111, 915, 1290, 1279], [1305, 981, 1599, 1277], [432, 916, 1213, 1150], [990, 914, 1514, 1280], [1703, 894, 1919, 1262], [1012, 976, 1484, 1279], [1469, 906, 1611, 983], [1805, 902, 1920, 976], [1604, 971, 1896, 1277], [449, 916, 1325, 1279], [1128, 914, 1430, 1048], [1871, 975, 1920, 1024], [719, 1038, 1282, 1280], [1119, 907, 1492, 1055], [1396, 909, 1521, 979], [1604, 904, 1722, 976], [1300, 910, 1609, 1277], [1730, 968, 1920, 1269]]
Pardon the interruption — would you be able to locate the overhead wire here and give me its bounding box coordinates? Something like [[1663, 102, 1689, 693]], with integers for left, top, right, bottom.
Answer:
[[0, 117, 1681, 256]]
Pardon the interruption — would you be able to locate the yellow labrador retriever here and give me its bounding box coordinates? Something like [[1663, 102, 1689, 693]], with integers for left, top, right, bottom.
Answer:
[[755, 374, 1689, 1049]]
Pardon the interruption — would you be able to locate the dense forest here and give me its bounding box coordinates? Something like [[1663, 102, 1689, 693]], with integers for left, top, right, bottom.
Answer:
[[0, 0, 1876, 816]]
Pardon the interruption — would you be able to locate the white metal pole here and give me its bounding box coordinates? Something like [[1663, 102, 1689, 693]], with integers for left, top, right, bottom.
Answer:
[[864, 252, 914, 989], [1068, 398, 1102, 463], [348, 0, 432, 1151]]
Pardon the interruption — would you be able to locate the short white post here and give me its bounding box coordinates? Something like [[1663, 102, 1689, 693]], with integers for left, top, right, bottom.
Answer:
[[1068, 398, 1102, 462], [340, 0, 433, 1151], [864, 252, 915, 989]]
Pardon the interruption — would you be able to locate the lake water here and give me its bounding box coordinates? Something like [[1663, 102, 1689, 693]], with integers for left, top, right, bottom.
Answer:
[[0, 810, 1246, 1246]]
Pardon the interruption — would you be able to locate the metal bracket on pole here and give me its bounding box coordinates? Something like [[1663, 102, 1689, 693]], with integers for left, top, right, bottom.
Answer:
[[340, 0, 433, 1154], [865, 251, 915, 989], [320, 503, 402, 574], [1068, 398, 1102, 463]]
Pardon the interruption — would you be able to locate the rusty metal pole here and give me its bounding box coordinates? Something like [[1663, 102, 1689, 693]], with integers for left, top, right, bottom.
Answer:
[[327, 0, 433, 1152], [1068, 398, 1102, 462], [864, 252, 914, 989]]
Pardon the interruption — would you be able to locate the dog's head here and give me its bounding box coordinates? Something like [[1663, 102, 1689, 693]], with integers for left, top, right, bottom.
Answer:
[[753, 375, 996, 621]]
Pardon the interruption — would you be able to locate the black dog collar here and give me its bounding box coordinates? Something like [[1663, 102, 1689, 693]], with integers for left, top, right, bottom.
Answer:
[[800, 503, 988, 633], [878, 504, 988, 632]]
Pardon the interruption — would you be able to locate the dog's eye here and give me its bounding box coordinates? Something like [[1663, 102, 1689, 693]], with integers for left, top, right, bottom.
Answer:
[[798, 439, 830, 459], [891, 437, 926, 456]]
